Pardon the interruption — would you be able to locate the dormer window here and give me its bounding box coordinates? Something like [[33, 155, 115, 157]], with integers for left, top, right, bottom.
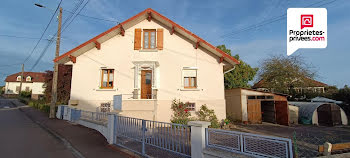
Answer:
[[26, 76, 32, 82], [143, 29, 156, 49], [134, 28, 163, 50], [16, 76, 21, 81]]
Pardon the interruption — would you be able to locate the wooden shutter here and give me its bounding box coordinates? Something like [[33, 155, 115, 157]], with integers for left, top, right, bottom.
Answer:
[[134, 28, 142, 50], [157, 28, 163, 50]]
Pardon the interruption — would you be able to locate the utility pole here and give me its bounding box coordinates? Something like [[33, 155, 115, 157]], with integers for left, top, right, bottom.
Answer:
[[19, 64, 24, 95], [49, 7, 62, 118]]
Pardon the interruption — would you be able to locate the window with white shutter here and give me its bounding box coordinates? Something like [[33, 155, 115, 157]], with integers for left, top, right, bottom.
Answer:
[[183, 69, 197, 89]]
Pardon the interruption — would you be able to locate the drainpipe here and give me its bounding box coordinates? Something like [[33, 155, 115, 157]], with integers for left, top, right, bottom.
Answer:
[[224, 66, 236, 74]]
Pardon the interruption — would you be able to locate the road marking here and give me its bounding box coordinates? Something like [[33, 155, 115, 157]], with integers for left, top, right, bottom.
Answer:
[[4, 106, 10, 108]]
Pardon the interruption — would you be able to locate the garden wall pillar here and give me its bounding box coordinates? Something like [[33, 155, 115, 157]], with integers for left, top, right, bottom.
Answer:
[[188, 121, 211, 158]]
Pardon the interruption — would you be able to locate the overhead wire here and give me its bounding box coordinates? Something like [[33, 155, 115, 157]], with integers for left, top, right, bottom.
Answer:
[[220, 0, 337, 40], [29, 0, 91, 71]]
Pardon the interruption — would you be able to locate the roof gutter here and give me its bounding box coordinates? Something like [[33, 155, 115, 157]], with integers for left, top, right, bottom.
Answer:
[[224, 65, 236, 74]]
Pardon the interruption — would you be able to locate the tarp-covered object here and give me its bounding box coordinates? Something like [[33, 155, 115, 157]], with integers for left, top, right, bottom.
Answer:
[[311, 96, 343, 104], [289, 102, 325, 125]]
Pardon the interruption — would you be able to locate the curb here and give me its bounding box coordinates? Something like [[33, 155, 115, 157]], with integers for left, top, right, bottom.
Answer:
[[107, 145, 141, 158], [18, 107, 85, 158]]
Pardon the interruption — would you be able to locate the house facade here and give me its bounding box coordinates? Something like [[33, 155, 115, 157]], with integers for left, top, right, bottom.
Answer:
[[4, 72, 46, 99], [54, 8, 239, 122]]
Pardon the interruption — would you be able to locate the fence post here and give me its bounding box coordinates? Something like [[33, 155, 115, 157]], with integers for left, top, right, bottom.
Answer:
[[323, 142, 332, 156], [188, 121, 211, 158], [107, 113, 116, 144], [56, 105, 62, 119], [141, 120, 146, 155], [67, 107, 72, 121]]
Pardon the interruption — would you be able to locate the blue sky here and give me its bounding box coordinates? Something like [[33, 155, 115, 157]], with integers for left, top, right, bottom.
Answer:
[[0, 0, 349, 88]]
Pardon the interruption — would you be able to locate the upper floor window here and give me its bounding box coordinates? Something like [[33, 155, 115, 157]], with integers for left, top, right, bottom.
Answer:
[[143, 29, 156, 49], [101, 69, 114, 89], [16, 76, 21, 81], [134, 28, 163, 50], [183, 69, 197, 89], [26, 76, 31, 82]]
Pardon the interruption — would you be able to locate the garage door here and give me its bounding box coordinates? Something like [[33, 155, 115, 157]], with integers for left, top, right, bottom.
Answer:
[[275, 101, 289, 126], [247, 100, 262, 123]]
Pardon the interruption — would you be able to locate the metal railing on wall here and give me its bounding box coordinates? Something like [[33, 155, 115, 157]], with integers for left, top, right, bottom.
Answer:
[[206, 128, 293, 158], [115, 115, 191, 157]]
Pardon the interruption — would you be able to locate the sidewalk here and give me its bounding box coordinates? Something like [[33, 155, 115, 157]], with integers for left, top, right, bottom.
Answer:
[[18, 105, 132, 158]]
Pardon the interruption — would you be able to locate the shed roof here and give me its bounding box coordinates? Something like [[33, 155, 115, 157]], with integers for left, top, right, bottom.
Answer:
[[228, 87, 289, 96]]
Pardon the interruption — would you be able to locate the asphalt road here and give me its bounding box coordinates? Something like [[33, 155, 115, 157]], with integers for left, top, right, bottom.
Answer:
[[0, 98, 75, 158]]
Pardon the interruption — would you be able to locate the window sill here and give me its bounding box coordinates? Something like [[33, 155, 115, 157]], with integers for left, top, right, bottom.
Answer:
[[95, 88, 117, 91], [179, 88, 201, 91], [139, 49, 158, 52]]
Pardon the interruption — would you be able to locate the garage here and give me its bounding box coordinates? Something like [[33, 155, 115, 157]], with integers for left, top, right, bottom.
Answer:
[[289, 102, 348, 126], [225, 88, 290, 126]]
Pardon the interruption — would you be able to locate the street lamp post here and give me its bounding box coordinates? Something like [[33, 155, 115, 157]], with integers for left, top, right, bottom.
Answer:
[[35, 4, 62, 118]]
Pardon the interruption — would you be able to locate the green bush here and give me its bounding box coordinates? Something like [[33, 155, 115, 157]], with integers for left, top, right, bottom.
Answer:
[[196, 105, 220, 128], [20, 91, 32, 98], [170, 99, 192, 125], [18, 97, 29, 105], [28, 100, 50, 113]]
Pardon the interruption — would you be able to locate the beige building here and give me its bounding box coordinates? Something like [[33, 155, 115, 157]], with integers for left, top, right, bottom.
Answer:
[[225, 88, 289, 126], [4, 72, 46, 100], [54, 8, 239, 122]]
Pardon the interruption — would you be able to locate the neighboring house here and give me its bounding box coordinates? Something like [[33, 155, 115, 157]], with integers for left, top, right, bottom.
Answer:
[[54, 8, 239, 122], [252, 78, 328, 94], [225, 88, 289, 126], [4, 72, 46, 99]]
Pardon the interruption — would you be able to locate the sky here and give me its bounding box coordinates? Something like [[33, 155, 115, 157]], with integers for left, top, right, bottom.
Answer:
[[0, 0, 349, 88]]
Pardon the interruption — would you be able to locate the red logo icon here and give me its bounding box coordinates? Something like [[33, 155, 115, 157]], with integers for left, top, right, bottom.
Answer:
[[301, 14, 313, 29]]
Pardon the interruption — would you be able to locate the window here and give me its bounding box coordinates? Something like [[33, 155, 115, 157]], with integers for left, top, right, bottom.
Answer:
[[25, 87, 30, 92], [145, 72, 152, 85], [143, 29, 156, 49], [266, 96, 274, 99], [183, 69, 197, 89], [16, 86, 20, 92], [16, 76, 21, 81], [257, 96, 266, 99], [101, 69, 114, 89], [186, 102, 195, 111], [26, 76, 31, 82], [248, 96, 256, 99]]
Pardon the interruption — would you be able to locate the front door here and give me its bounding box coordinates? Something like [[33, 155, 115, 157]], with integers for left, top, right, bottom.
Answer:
[[141, 70, 152, 99]]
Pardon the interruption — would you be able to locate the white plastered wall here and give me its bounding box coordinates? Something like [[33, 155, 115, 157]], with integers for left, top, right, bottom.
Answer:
[[68, 19, 227, 122], [4, 82, 44, 95]]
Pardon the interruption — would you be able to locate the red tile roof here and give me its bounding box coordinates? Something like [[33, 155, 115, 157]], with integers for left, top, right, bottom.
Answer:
[[5, 72, 45, 83], [252, 78, 328, 88], [54, 8, 239, 65]]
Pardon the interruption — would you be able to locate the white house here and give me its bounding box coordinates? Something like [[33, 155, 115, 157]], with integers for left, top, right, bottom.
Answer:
[[4, 72, 46, 99], [54, 8, 239, 122]]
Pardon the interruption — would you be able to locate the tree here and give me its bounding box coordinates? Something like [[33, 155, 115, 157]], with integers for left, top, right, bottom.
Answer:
[[334, 85, 350, 105], [217, 45, 258, 89], [257, 55, 316, 94], [44, 64, 72, 104]]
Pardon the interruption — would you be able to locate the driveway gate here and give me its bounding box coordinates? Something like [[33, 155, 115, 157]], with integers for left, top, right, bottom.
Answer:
[[114, 115, 191, 157]]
